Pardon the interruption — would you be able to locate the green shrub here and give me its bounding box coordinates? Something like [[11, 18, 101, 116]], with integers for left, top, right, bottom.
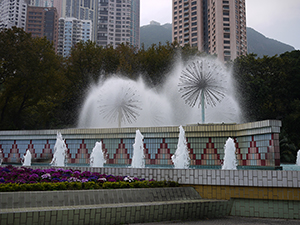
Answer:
[[0, 180, 179, 192]]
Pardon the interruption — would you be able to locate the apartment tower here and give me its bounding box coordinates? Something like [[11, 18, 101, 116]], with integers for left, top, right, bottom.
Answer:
[[57, 17, 92, 57], [53, 0, 97, 42], [97, 0, 140, 48], [26, 6, 58, 50], [0, 0, 28, 30], [172, 0, 247, 62]]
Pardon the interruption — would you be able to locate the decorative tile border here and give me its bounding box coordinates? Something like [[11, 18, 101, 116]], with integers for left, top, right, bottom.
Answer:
[[0, 120, 282, 169]]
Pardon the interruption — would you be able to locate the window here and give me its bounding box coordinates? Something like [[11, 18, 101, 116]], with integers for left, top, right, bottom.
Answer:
[[223, 17, 229, 21]]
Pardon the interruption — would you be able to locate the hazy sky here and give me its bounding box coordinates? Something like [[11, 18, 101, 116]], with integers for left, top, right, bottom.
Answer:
[[140, 0, 300, 50]]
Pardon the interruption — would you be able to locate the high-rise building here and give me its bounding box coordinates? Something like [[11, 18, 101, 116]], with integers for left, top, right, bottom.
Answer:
[[26, 6, 58, 50], [130, 0, 140, 48], [57, 17, 92, 57], [28, 0, 53, 7], [53, 0, 97, 42], [97, 0, 140, 48], [0, 0, 28, 30], [172, 0, 247, 62]]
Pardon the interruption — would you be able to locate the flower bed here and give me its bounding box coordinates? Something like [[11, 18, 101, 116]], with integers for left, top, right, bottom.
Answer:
[[0, 165, 178, 192]]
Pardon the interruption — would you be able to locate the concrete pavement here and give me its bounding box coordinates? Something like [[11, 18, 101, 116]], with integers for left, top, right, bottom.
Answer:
[[131, 216, 300, 225]]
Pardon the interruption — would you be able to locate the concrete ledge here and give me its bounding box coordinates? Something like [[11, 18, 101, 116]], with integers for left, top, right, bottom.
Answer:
[[0, 200, 230, 225], [0, 187, 201, 209], [0, 187, 230, 225]]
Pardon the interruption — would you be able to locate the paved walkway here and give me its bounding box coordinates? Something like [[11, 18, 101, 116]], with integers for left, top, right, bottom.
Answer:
[[131, 216, 300, 225]]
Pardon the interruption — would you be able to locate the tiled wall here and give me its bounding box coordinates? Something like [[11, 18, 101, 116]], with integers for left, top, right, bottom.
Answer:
[[0, 120, 282, 169]]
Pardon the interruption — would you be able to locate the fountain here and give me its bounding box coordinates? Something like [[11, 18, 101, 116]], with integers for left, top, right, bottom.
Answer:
[[90, 141, 106, 167], [222, 137, 238, 170], [22, 149, 32, 166], [50, 132, 67, 167], [296, 150, 300, 166], [0, 149, 3, 165], [130, 130, 145, 168], [78, 57, 241, 128], [171, 126, 190, 169]]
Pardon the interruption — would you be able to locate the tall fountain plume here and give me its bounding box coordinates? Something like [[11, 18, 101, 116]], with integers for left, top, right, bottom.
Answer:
[[171, 126, 190, 169], [222, 137, 238, 170], [0, 149, 2, 165], [296, 150, 300, 166], [78, 56, 241, 128], [22, 149, 32, 166], [90, 141, 106, 167], [50, 132, 67, 167], [131, 130, 145, 168]]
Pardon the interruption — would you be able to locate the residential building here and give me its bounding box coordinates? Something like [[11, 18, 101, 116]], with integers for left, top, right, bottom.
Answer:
[[53, 0, 97, 42], [26, 6, 58, 50], [28, 0, 53, 7], [130, 0, 140, 48], [172, 0, 247, 62], [57, 17, 92, 57], [0, 0, 28, 30], [97, 0, 140, 48]]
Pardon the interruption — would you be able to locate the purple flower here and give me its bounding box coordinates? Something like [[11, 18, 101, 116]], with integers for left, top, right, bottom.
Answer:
[[0, 177, 5, 183], [41, 173, 51, 179], [51, 178, 61, 183], [29, 174, 39, 180], [81, 178, 88, 183]]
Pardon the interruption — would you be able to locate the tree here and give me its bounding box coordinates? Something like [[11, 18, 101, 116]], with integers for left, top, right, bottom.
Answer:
[[0, 27, 66, 129], [233, 51, 300, 163]]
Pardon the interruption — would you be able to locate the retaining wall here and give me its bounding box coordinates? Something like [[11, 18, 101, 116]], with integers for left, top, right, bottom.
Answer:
[[0, 120, 281, 169]]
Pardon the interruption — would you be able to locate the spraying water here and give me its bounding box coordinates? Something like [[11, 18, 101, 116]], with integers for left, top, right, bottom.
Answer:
[[296, 150, 300, 166], [90, 141, 106, 167], [50, 132, 67, 167], [130, 130, 145, 168], [0, 149, 2, 165], [171, 126, 190, 169], [22, 149, 32, 166], [77, 57, 241, 128], [222, 137, 238, 170]]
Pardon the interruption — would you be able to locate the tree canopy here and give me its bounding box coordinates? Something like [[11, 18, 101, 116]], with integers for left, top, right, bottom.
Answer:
[[1, 27, 300, 163]]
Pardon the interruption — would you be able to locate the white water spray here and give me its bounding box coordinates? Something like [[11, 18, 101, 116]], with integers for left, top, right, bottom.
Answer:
[[131, 130, 145, 168], [171, 126, 190, 169], [90, 141, 106, 167], [50, 132, 67, 167], [222, 137, 238, 170], [296, 150, 300, 166], [78, 57, 241, 128], [22, 149, 32, 166]]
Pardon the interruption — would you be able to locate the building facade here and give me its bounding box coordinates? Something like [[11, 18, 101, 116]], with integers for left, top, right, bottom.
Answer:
[[57, 17, 92, 57], [53, 0, 97, 42], [97, 0, 140, 48], [130, 0, 140, 48], [26, 6, 58, 50], [172, 0, 247, 62], [28, 0, 53, 7], [0, 0, 28, 30]]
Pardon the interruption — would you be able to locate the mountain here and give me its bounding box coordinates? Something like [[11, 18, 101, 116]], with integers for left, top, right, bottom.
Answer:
[[140, 23, 295, 57], [140, 23, 172, 49], [246, 27, 295, 57]]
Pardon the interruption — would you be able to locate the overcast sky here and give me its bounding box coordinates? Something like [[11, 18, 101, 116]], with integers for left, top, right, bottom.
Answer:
[[140, 0, 300, 50]]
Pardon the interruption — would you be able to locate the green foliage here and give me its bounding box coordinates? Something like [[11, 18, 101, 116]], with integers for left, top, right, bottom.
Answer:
[[0, 27, 67, 129], [233, 50, 300, 163], [0, 180, 179, 192]]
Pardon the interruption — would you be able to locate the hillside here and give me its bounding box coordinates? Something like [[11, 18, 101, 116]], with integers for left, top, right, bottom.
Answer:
[[140, 23, 172, 49], [140, 23, 295, 57], [246, 27, 295, 57]]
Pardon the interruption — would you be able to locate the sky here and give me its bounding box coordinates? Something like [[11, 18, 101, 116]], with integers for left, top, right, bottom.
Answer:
[[140, 0, 300, 50]]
